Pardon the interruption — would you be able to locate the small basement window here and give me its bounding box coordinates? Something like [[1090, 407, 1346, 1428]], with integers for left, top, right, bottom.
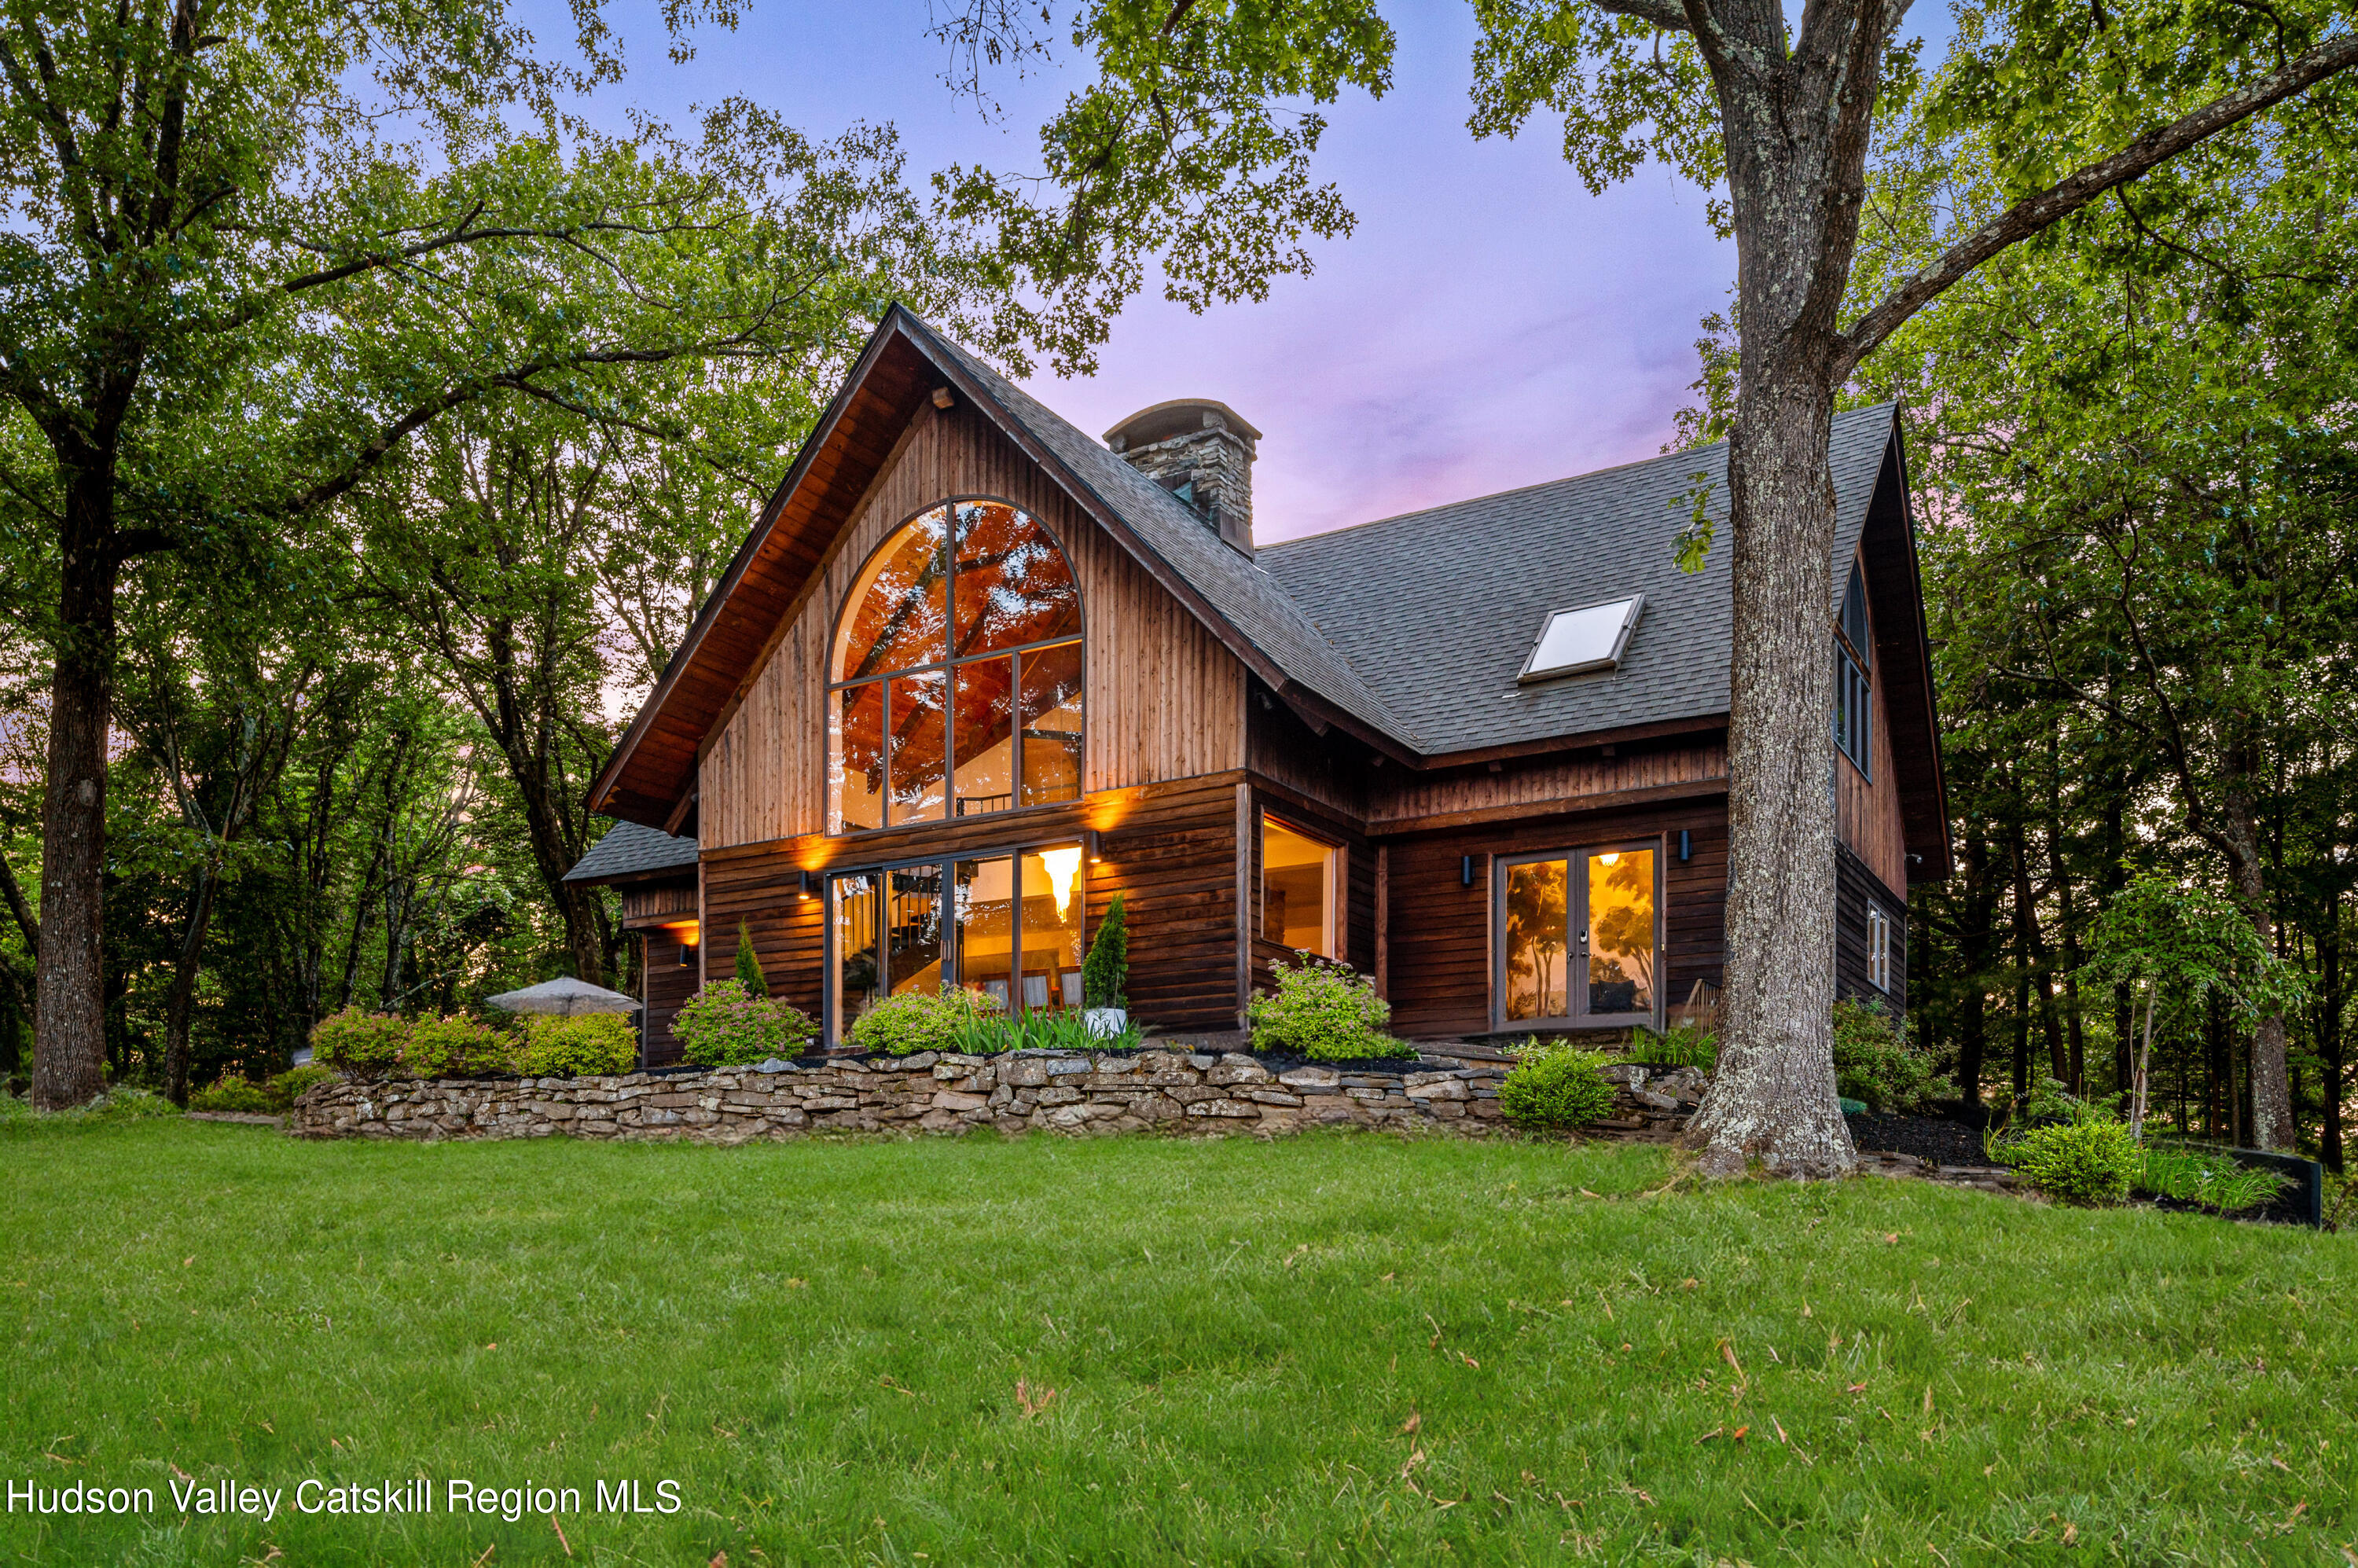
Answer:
[[1519, 595, 1643, 684]]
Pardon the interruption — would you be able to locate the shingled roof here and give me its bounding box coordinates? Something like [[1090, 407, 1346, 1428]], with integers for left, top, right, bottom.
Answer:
[[563, 821, 698, 885], [1258, 404, 1900, 756]]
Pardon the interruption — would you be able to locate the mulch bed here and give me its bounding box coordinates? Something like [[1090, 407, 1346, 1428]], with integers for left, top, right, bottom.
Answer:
[[1845, 1111, 2003, 1169]]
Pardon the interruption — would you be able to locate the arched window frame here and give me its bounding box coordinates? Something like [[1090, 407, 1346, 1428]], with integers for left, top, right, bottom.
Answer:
[[826, 496, 1086, 833]]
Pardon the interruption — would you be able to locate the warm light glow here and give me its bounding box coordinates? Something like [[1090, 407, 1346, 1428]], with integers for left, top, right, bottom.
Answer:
[[1600, 852, 1620, 866], [1039, 846, 1083, 920], [666, 920, 702, 946]]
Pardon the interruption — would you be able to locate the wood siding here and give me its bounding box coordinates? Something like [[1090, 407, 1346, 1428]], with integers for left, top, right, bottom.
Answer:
[[1367, 741, 1728, 832], [1379, 795, 1730, 1039], [1835, 840, 1908, 1018], [699, 772, 1244, 1041], [1246, 677, 1371, 822], [641, 929, 702, 1069], [619, 880, 696, 928], [1835, 559, 1909, 894], [700, 399, 1247, 850]]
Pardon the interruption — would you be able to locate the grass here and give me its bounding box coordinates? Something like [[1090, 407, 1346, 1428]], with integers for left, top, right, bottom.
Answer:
[[2, 1119, 2353, 1565]]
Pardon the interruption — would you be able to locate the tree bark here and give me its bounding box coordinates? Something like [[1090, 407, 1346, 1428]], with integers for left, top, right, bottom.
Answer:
[[2219, 750, 2292, 1148], [32, 479, 118, 1110]]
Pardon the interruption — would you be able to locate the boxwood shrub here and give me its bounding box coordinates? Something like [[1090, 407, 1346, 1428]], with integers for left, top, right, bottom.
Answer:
[[514, 1013, 638, 1078], [2006, 1114, 2139, 1206], [1497, 1041, 1619, 1131], [405, 1015, 516, 1078], [849, 989, 1002, 1056], [309, 1009, 412, 1078]]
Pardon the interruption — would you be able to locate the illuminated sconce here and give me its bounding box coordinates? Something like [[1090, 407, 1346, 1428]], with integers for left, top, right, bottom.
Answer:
[[1085, 828, 1103, 864], [1040, 845, 1084, 920], [799, 869, 820, 900], [667, 920, 700, 966], [1460, 854, 1475, 887]]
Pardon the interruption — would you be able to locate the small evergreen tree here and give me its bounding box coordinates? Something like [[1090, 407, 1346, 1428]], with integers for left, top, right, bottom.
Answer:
[[735, 922, 768, 996], [1082, 893, 1128, 1008]]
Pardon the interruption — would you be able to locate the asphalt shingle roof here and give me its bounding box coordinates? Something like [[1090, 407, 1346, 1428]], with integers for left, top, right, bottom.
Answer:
[[1257, 405, 1898, 756], [564, 821, 698, 883]]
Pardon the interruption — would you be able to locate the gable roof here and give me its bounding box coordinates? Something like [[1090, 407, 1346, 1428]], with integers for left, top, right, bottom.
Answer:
[[1257, 405, 1898, 758]]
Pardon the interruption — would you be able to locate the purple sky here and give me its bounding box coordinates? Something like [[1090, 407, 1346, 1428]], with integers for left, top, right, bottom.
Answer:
[[534, 3, 1754, 542]]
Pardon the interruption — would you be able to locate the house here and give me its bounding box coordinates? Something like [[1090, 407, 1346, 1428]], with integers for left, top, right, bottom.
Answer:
[[566, 307, 1950, 1065]]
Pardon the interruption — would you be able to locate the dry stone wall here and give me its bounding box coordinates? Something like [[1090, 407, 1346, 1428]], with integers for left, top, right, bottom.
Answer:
[[288, 1048, 1710, 1145]]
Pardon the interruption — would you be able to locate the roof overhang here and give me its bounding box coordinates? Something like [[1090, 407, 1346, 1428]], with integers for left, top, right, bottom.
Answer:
[[1857, 413, 1955, 881]]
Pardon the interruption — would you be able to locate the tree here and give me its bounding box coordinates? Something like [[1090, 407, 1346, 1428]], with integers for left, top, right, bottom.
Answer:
[[930, 0, 2358, 1173], [2, 0, 955, 1104]]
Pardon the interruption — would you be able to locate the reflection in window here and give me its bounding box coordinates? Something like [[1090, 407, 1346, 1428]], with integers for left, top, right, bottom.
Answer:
[[1506, 859, 1569, 1022], [1586, 850, 1655, 1015], [832, 872, 880, 1023], [885, 865, 942, 996], [949, 845, 1087, 1013], [831, 501, 1082, 831], [1262, 814, 1338, 958]]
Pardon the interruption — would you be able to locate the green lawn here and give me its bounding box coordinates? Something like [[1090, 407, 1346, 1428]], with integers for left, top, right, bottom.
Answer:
[[2, 1120, 2352, 1566]]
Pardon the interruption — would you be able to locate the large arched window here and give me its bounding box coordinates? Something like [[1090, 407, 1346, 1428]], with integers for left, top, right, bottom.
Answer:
[[829, 499, 1083, 831]]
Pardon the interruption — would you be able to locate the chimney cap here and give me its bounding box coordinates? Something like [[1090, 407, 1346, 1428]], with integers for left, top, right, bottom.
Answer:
[[1103, 398, 1262, 451]]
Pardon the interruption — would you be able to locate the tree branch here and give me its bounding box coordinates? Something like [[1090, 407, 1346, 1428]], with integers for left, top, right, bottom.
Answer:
[[1592, 0, 1699, 33], [0, 843, 38, 960], [1837, 30, 2358, 373]]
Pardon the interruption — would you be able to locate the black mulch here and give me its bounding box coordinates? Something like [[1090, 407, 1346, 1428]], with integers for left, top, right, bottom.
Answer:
[[1845, 1111, 2004, 1168]]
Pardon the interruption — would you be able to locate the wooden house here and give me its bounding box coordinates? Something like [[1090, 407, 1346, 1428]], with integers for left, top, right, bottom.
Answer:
[[567, 308, 1950, 1065]]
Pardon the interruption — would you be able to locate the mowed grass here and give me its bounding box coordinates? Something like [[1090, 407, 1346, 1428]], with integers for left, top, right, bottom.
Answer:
[[2, 1122, 2354, 1566]]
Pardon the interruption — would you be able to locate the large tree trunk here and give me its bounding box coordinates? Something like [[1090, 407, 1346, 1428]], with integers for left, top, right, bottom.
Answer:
[[32, 485, 118, 1111], [1681, 366, 1853, 1177]]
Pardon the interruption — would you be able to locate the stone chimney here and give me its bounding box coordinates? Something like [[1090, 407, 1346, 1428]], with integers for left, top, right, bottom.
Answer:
[[1104, 399, 1260, 558]]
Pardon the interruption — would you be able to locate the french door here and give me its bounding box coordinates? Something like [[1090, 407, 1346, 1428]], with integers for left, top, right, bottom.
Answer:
[[827, 840, 1085, 1042], [1493, 840, 1662, 1031]]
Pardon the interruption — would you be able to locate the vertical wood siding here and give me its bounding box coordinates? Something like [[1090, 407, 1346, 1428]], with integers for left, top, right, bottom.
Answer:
[[700, 401, 1247, 850], [1834, 603, 1909, 895], [1366, 742, 1728, 829], [641, 930, 703, 1069]]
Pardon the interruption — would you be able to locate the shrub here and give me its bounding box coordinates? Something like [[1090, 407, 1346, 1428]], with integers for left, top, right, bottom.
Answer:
[[2004, 1112, 2139, 1206], [674, 980, 817, 1067], [1631, 1022, 1717, 1072], [1497, 1040, 1620, 1131], [189, 1078, 279, 1114], [86, 1086, 184, 1119], [849, 988, 1002, 1057], [515, 1012, 639, 1078], [1247, 956, 1409, 1061], [271, 1065, 339, 1103], [1082, 892, 1129, 1008], [310, 1008, 411, 1077], [403, 1015, 516, 1078], [735, 922, 768, 993], [1831, 997, 1951, 1112]]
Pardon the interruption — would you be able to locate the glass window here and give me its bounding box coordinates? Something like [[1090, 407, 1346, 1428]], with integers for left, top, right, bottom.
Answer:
[[954, 857, 1017, 1008], [884, 864, 943, 996], [832, 873, 880, 1023], [829, 500, 1083, 831], [1499, 846, 1659, 1025], [1262, 815, 1338, 958], [1867, 905, 1893, 992], [1019, 641, 1084, 808], [1519, 596, 1643, 684], [1024, 845, 1087, 1009]]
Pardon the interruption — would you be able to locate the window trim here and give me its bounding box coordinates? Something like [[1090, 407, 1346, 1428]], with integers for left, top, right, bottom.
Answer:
[[823, 831, 1091, 1046], [1259, 811, 1341, 960], [825, 495, 1087, 835], [1865, 903, 1893, 993], [1489, 836, 1667, 1034], [1833, 560, 1873, 780]]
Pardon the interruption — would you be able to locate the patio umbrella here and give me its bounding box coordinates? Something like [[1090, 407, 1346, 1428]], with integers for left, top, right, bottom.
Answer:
[[483, 976, 641, 1016]]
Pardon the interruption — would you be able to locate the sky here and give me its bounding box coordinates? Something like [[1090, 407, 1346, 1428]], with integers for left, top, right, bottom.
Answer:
[[528, 2, 1745, 543]]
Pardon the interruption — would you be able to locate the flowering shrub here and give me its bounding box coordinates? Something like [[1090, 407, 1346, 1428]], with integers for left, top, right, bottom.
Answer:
[[310, 1009, 412, 1077], [515, 1012, 639, 1077], [848, 988, 1001, 1057], [1497, 1039, 1619, 1131], [674, 980, 817, 1067], [1247, 957, 1409, 1061], [404, 1015, 516, 1078]]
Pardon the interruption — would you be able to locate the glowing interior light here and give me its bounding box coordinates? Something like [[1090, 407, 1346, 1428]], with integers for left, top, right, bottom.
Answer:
[[1600, 853, 1620, 866], [1040, 846, 1084, 920], [667, 920, 702, 946]]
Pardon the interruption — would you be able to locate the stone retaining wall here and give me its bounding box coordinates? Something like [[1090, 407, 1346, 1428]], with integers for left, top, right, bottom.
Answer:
[[288, 1048, 1708, 1145]]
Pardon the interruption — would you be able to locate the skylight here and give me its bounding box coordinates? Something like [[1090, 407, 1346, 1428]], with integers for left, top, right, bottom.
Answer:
[[1518, 595, 1643, 684]]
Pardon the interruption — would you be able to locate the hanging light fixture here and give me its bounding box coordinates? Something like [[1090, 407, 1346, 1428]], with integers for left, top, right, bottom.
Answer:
[[1039, 845, 1084, 920]]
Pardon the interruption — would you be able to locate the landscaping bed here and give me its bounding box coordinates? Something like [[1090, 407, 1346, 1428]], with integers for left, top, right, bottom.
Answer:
[[1844, 1109, 1996, 1169]]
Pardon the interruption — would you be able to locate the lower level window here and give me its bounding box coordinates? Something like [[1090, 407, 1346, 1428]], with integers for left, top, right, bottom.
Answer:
[[1499, 844, 1659, 1026], [1262, 814, 1339, 958], [830, 843, 1084, 1034], [1866, 904, 1893, 992]]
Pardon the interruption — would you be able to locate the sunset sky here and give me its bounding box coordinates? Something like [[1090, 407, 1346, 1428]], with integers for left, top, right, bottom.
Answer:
[[530, 2, 1936, 542]]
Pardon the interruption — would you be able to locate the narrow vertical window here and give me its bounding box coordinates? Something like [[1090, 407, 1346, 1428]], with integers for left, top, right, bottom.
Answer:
[[1867, 905, 1893, 992], [1262, 814, 1339, 958]]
